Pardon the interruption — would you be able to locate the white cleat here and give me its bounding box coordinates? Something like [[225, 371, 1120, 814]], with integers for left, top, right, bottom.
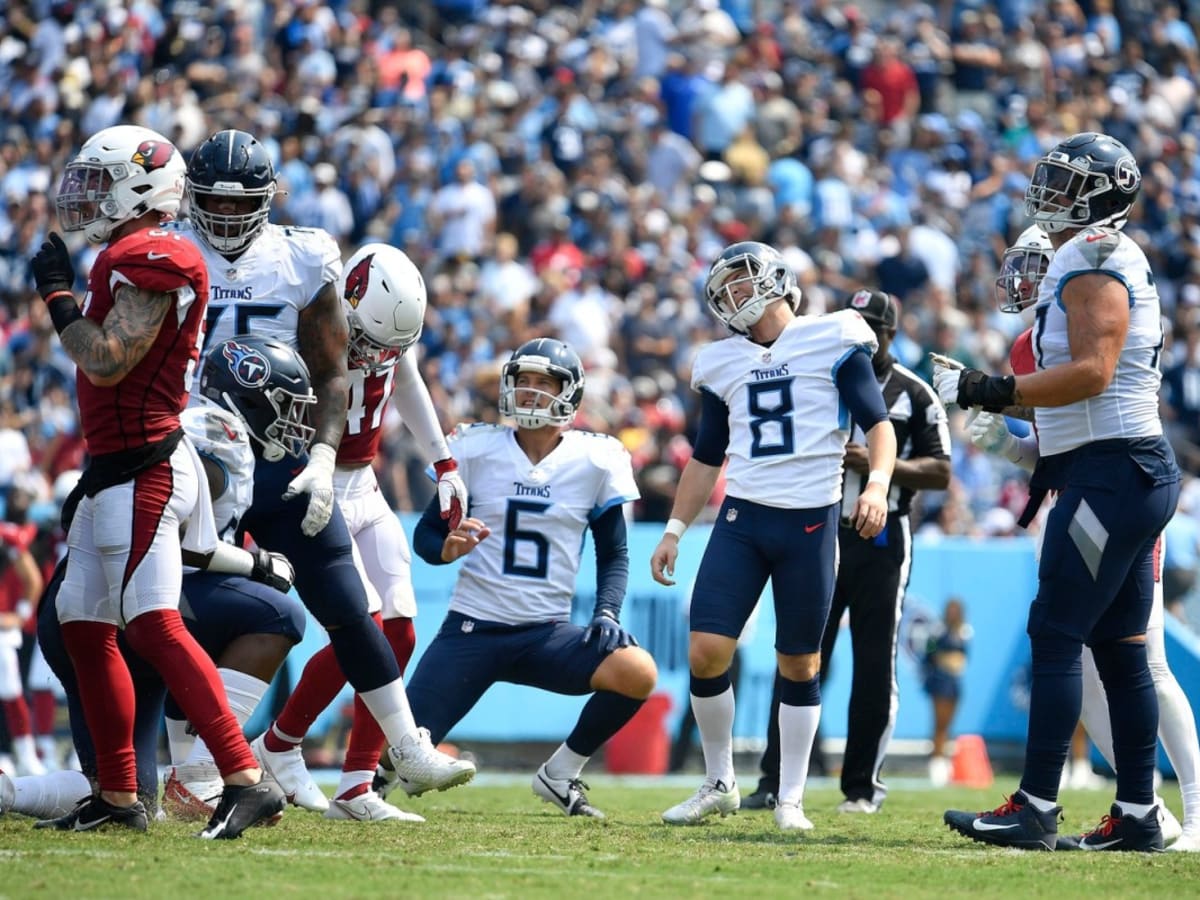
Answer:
[[325, 789, 425, 822], [251, 733, 329, 812], [775, 801, 814, 831], [1158, 799, 1183, 846], [532, 764, 605, 818], [836, 798, 879, 814], [0, 769, 13, 816], [1167, 830, 1200, 853], [386, 728, 476, 797], [163, 765, 223, 821], [661, 779, 740, 825]]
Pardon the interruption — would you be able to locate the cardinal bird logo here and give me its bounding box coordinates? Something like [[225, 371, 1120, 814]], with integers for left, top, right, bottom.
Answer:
[[343, 254, 374, 308], [131, 140, 175, 172]]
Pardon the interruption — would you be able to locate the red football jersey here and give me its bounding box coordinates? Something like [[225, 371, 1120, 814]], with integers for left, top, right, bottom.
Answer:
[[338, 365, 398, 465], [76, 227, 209, 454], [1010, 327, 1035, 377]]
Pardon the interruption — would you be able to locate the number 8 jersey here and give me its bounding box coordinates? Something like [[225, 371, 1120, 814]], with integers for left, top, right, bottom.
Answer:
[[442, 424, 639, 625], [691, 309, 878, 509]]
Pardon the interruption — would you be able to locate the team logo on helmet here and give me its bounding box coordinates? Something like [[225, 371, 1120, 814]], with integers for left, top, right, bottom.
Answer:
[[131, 140, 175, 173], [221, 340, 271, 388], [343, 253, 374, 308], [1114, 156, 1139, 191]]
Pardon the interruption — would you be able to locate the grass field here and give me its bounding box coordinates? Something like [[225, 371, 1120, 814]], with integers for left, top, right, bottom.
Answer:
[[2, 776, 1198, 899]]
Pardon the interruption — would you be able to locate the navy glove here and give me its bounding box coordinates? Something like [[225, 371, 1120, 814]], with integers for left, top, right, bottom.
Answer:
[[956, 369, 1017, 413], [31, 232, 75, 297], [583, 607, 637, 654]]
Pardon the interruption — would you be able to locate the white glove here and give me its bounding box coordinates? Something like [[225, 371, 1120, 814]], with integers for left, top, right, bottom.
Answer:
[[433, 458, 468, 531], [968, 412, 1016, 456], [282, 442, 337, 536], [929, 352, 964, 407]]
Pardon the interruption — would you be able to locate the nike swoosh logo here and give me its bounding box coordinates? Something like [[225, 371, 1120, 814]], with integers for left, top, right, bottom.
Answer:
[[335, 799, 371, 821], [1085, 234, 1106, 243], [75, 813, 112, 831], [537, 774, 572, 807], [973, 820, 1021, 832], [202, 808, 235, 838], [804, 523, 824, 533], [1084, 838, 1122, 850], [147, 251, 170, 260]]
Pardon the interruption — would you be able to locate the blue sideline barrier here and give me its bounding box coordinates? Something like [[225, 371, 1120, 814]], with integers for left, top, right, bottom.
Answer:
[[250, 518, 1200, 764]]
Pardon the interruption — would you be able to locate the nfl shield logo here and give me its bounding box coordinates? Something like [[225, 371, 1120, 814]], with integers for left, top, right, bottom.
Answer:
[[726, 508, 738, 523], [461, 619, 475, 633], [761, 350, 771, 364]]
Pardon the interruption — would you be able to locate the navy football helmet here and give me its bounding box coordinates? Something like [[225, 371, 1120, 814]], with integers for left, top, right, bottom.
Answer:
[[995, 225, 1053, 313], [704, 241, 800, 335], [498, 338, 585, 429], [186, 130, 277, 254], [198, 336, 316, 462], [1024, 132, 1141, 233]]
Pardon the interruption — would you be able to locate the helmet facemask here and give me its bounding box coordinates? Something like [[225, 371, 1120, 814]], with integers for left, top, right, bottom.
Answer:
[[1025, 157, 1133, 233], [499, 362, 581, 429], [346, 314, 409, 373], [221, 383, 315, 462], [187, 180, 276, 254], [705, 251, 796, 335], [995, 244, 1051, 313]]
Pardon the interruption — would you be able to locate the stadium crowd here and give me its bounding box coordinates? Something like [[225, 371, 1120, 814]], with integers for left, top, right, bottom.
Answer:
[[4, 0, 1200, 587]]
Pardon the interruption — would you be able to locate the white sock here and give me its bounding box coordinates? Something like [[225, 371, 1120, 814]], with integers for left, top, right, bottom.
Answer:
[[184, 669, 270, 768], [13, 770, 91, 818], [1079, 647, 1116, 770], [1148, 635, 1200, 833], [692, 687, 735, 788], [335, 770, 375, 799], [13, 735, 43, 772], [271, 722, 304, 746], [544, 743, 588, 781], [1023, 791, 1058, 812], [1117, 799, 1156, 818], [165, 717, 195, 765], [358, 679, 418, 746], [777, 703, 820, 808]]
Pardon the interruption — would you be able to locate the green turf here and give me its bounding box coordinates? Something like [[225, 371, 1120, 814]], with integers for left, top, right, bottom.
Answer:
[[2, 781, 1197, 899]]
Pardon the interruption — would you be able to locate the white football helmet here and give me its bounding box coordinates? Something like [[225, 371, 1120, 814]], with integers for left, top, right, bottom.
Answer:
[[340, 243, 427, 372], [55, 125, 186, 243], [995, 225, 1053, 313]]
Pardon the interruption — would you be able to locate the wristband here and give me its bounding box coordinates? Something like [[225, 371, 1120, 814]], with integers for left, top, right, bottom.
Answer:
[[867, 470, 890, 489], [664, 518, 688, 539], [46, 292, 83, 335]]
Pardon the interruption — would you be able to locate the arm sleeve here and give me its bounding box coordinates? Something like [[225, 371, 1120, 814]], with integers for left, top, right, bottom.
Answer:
[[413, 493, 452, 565], [835, 350, 889, 430], [391, 353, 452, 464], [691, 387, 731, 466], [590, 504, 630, 617]]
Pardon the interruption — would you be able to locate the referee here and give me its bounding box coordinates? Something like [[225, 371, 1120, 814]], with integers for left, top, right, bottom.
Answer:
[[743, 289, 951, 812]]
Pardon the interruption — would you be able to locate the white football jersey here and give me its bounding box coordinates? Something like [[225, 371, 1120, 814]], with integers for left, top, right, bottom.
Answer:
[[180, 403, 256, 541], [692, 310, 878, 508], [1032, 227, 1164, 455], [445, 424, 639, 625], [173, 221, 342, 363]]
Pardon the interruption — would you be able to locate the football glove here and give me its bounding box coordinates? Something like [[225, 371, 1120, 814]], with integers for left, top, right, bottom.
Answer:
[[250, 549, 296, 593], [283, 442, 337, 537], [956, 369, 1016, 413], [433, 458, 468, 531], [31, 232, 75, 297], [583, 607, 638, 654], [929, 352, 964, 407], [968, 412, 1016, 457]]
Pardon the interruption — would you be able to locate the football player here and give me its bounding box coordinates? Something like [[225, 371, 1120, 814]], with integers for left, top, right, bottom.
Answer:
[[181, 131, 474, 806], [399, 338, 657, 819], [0, 518, 45, 776], [943, 133, 1181, 852], [935, 225, 1200, 852], [650, 241, 897, 831], [28, 124, 284, 837], [251, 244, 467, 822]]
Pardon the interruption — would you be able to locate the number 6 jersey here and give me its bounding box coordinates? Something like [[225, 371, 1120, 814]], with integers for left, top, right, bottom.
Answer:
[[441, 424, 639, 625]]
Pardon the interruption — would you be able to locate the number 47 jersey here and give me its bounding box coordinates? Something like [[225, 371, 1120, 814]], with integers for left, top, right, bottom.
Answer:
[[691, 309, 878, 509], [443, 424, 639, 625]]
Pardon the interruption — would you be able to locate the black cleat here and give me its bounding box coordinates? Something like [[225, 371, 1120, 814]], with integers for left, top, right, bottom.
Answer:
[[533, 765, 605, 819], [198, 779, 286, 840], [1077, 804, 1164, 852], [944, 790, 1060, 851], [35, 795, 148, 832], [740, 787, 777, 811]]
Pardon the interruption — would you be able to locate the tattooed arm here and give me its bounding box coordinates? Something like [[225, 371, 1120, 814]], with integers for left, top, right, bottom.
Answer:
[[296, 280, 349, 449], [59, 283, 171, 387]]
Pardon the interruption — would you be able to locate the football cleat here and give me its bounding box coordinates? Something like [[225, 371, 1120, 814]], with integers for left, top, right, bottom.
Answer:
[[1167, 830, 1200, 853], [36, 795, 148, 832], [944, 791, 1059, 851], [1076, 804, 1164, 852], [373, 758, 401, 800], [198, 779, 287, 839], [163, 766, 223, 821], [661, 778, 740, 825], [533, 764, 605, 819], [386, 728, 476, 797], [251, 733, 329, 811], [739, 786, 777, 811], [1159, 800, 1183, 845], [325, 788, 425, 823], [775, 801, 814, 831], [0, 769, 15, 816], [837, 798, 880, 814]]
